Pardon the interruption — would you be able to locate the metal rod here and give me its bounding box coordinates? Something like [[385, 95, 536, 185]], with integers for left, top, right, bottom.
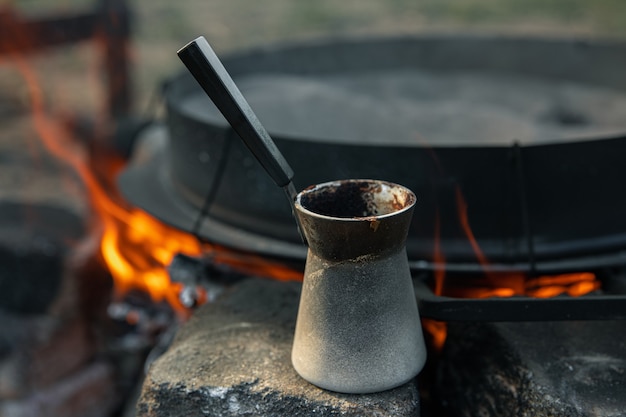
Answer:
[[414, 279, 626, 321], [513, 142, 537, 275], [177, 36, 306, 244], [177, 36, 294, 188], [191, 129, 234, 237]]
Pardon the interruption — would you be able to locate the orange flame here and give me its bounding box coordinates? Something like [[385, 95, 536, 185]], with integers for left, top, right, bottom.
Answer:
[[100, 207, 203, 311], [455, 186, 489, 268], [12, 53, 195, 314], [423, 211, 448, 351], [9, 26, 303, 318], [452, 185, 599, 299], [433, 211, 446, 296], [526, 272, 599, 298], [424, 186, 601, 351]]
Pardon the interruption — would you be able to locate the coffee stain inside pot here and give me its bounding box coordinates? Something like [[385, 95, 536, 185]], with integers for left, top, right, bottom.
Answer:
[[298, 180, 414, 219]]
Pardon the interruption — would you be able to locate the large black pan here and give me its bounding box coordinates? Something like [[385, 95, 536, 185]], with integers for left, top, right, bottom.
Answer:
[[119, 34, 626, 273]]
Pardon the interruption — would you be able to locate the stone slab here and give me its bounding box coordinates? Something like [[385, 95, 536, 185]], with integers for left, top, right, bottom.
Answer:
[[137, 278, 420, 416], [437, 320, 626, 416]]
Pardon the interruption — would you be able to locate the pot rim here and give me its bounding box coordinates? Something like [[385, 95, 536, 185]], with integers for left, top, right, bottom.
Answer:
[[294, 179, 416, 222]]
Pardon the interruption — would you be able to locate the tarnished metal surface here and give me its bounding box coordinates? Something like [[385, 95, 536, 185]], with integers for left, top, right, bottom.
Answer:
[[292, 180, 426, 393]]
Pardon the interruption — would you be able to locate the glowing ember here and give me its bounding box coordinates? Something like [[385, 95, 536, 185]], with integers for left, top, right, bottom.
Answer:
[[526, 272, 599, 298]]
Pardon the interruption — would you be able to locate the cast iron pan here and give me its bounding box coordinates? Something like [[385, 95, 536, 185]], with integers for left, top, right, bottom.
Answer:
[[119, 35, 626, 273]]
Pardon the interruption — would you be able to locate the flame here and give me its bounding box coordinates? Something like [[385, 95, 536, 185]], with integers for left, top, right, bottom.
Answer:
[[525, 272, 599, 298], [96, 174, 303, 316], [16, 57, 197, 313], [15, 55, 196, 313], [424, 212, 448, 351], [421, 319, 447, 351], [433, 211, 446, 296], [8, 22, 302, 318], [455, 186, 490, 268], [452, 185, 599, 299], [424, 185, 601, 351], [100, 206, 203, 310]]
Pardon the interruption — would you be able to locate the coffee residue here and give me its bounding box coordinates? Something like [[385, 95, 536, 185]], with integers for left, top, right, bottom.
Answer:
[[300, 181, 376, 218]]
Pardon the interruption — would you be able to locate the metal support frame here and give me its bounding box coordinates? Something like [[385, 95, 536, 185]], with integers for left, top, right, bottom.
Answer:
[[415, 278, 626, 321]]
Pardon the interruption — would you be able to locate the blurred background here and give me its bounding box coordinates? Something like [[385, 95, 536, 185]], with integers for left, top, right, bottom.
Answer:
[[96, 0, 626, 112], [3, 0, 626, 115], [130, 0, 626, 111]]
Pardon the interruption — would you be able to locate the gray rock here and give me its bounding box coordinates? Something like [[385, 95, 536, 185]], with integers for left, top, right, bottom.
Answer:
[[137, 278, 420, 416], [437, 321, 626, 417]]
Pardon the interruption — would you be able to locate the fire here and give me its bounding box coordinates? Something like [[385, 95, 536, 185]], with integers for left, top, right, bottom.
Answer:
[[422, 211, 448, 351], [424, 185, 602, 351], [526, 272, 599, 298], [99, 205, 203, 312], [451, 185, 599, 299], [432, 211, 446, 295], [17, 63, 198, 313], [97, 199, 303, 315], [95, 171, 303, 316], [9, 26, 302, 318], [15, 62, 198, 313]]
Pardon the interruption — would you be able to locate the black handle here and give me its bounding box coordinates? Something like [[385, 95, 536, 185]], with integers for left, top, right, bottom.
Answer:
[[177, 36, 294, 187]]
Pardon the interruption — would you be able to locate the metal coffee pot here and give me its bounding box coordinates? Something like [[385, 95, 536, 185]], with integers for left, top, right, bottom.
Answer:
[[291, 179, 427, 394]]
